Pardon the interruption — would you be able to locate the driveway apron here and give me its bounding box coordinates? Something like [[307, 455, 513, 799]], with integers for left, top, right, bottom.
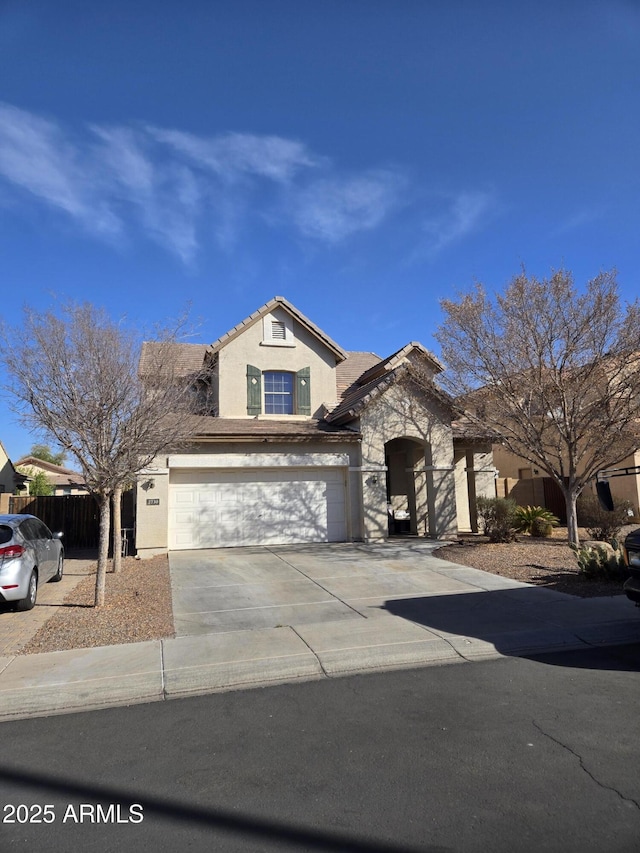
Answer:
[[168, 542, 492, 637]]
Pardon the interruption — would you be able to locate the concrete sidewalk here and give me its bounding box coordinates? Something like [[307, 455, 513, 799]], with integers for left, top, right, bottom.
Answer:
[[0, 545, 639, 722]]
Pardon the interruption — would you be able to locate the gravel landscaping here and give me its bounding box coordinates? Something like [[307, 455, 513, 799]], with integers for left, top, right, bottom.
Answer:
[[435, 526, 634, 598], [18, 554, 175, 655]]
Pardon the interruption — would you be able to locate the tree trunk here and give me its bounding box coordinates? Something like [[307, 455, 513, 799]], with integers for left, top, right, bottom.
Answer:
[[112, 484, 123, 573], [564, 490, 580, 547], [95, 492, 111, 607]]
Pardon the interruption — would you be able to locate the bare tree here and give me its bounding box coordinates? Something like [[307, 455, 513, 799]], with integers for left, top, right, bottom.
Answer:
[[1, 302, 211, 605], [435, 268, 640, 545]]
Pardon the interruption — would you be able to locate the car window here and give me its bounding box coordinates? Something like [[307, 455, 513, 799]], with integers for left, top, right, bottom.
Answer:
[[19, 519, 39, 541], [0, 525, 13, 545], [31, 519, 53, 540]]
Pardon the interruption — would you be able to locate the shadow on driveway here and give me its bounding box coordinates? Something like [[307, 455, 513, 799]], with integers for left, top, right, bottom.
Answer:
[[384, 587, 640, 672]]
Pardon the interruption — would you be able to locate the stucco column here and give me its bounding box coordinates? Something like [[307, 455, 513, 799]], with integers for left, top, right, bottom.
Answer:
[[360, 468, 388, 541], [454, 449, 472, 532], [471, 449, 496, 499], [426, 467, 458, 537], [463, 448, 496, 533], [412, 458, 429, 536], [135, 467, 169, 557]]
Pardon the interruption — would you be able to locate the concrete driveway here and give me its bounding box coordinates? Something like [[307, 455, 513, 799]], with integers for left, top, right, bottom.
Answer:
[[168, 541, 492, 637]]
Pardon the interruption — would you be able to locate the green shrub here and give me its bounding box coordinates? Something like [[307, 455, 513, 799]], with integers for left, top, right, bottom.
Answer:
[[570, 540, 628, 581], [476, 496, 518, 543], [22, 470, 54, 496], [530, 516, 553, 538], [576, 493, 634, 541], [514, 505, 559, 537]]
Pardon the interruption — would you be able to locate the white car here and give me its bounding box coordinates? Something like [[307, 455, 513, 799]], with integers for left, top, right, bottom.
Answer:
[[0, 514, 64, 611]]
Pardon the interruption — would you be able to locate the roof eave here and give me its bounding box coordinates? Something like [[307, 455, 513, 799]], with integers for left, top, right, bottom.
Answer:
[[209, 296, 348, 362]]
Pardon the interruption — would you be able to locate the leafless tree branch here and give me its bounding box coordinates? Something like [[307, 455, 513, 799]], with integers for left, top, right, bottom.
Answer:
[[1, 302, 212, 604], [434, 268, 640, 545]]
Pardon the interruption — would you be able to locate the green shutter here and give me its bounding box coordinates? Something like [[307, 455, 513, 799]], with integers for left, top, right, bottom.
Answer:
[[296, 367, 311, 415], [247, 365, 262, 415]]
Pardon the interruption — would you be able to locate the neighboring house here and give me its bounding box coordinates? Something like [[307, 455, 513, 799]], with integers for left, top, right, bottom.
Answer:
[[135, 296, 496, 557], [494, 444, 640, 521], [0, 441, 28, 503], [14, 456, 87, 496]]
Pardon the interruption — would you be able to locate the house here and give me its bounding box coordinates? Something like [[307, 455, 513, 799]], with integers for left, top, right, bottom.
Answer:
[[0, 441, 28, 508], [134, 297, 496, 557], [494, 445, 640, 521], [14, 456, 87, 496], [460, 355, 640, 522]]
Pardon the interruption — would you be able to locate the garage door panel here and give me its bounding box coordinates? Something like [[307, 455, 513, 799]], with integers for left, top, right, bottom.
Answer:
[[169, 468, 347, 550]]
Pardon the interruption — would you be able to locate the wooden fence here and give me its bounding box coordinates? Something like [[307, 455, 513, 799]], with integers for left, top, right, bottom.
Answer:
[[7, 491, 134, 551]]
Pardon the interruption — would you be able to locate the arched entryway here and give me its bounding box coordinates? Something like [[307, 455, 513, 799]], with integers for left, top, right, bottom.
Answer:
[[385, 437, 432, 536]]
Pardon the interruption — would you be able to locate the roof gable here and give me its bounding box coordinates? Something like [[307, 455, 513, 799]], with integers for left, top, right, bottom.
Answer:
[[355, 342, 444, 386], [15, 456, 82, 477], [15, 456, 86, 488], [327, 362, 457, 424], [210, 296, 348, 362]]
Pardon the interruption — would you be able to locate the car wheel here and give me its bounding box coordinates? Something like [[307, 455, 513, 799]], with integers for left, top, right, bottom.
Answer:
[[51, 553, 64, 583], [15, 570, 37, 612]]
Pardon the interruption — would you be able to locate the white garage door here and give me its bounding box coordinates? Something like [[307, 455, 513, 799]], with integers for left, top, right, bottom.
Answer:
[[169, 468, 347, 550]]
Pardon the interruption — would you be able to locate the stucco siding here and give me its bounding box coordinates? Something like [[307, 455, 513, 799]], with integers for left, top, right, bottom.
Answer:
[[217, 307, 339, 418], [358, 380, 458, 540], [0, 453, 14, 494], [135, 439, 363, 555]]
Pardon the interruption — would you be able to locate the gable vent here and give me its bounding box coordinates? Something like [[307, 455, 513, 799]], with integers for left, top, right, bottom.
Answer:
[[271, 320, 286, 340]]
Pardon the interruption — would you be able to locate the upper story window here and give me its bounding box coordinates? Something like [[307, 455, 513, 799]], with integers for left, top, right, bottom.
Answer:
[[247, 365, 311, 416], [264, 371, 294, 414]]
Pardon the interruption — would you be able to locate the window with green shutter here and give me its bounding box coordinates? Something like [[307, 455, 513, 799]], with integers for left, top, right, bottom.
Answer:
[[246, 365, 262, 415], [296, 367, 311, 415]]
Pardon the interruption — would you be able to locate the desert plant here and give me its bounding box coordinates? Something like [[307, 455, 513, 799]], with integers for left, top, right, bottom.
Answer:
[[476, 496, 518, 542], [513, 505, 559, 537], [529, 516, 553, 538], [576, 493, 634, 541], [570, 539, 628, 580]]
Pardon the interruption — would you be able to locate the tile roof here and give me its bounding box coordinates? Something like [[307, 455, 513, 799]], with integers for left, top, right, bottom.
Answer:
[[354, 342, 445, 386], [451, 417, 500, 442], [209, 296, 348, 361], [190, 416, 360, 440], [15, 457, 86, 487], [328, 357, 456, 425], [139, 342, 210, 377], [327, 370, 400, 424], [336, 351, 381, 399]]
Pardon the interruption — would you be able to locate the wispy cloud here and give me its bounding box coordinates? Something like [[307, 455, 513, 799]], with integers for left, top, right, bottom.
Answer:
[[90, 125, 202, 262], [0, 102, 120, 238], [149, 127, 322, 183], [0, 101, 495, 264], [553, 206, 602, 235], [421, 190, 497, 256], [290, 170, 406, 243]]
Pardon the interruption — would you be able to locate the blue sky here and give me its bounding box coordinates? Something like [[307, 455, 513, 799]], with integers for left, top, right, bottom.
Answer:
[[1, 0, 639, 461]]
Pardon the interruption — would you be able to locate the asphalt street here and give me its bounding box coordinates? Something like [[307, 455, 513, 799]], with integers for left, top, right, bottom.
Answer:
[[1, 644, 639, 853]]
